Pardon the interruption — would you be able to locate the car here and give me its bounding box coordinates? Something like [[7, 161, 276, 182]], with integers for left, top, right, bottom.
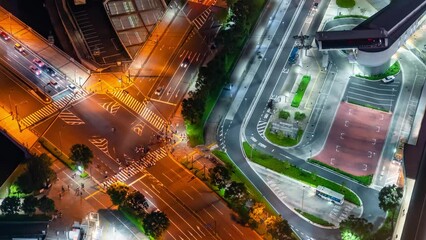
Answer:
[[44, 67, 56, 77], [0, 31, 10, 41], [14, 43, 25, 53], [32, 58, 45, 68], [180, 57, 190, 68], [154, 86, 164, 96], [68, 84, 79, 93], [382, 75, 395, 83], [29, 65, 41, 75], [49, 79, 58, 87]]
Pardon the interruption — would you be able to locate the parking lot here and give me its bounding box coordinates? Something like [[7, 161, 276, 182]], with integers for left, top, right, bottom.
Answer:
[[69, 0, 131, 65], [314, 102, 392, 176], [344, 75, 401, 112]]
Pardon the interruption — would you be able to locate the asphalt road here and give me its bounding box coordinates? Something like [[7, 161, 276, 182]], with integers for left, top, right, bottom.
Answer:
[[220, 0, 389, 239]]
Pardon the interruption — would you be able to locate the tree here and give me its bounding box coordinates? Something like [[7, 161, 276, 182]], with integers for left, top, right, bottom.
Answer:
[[266, 216, 292, 240], [249, 202, 267, 226], [294, 112, 306, 121], [339, 215, 372, 239], [225, 181, 248, 204], [182, 93, 205, 125], [0, 196, 20, 215], [143, 210, 170, 238], [16, 154, 56, 194], [22, 195, 39, 216], [378, 184, 403, 230], [107, 182, 129, 206], [124, 191, 149, 216], [70, 144, 94, 169], [209, 165, 230, 189], [279, 110, 290, 120], [38, 196, 55, 214]]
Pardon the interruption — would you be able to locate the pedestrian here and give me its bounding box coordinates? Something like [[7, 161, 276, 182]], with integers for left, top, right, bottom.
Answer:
[[61, 186, 65, 193], [67, 185, 70, 191], [59, 193, 62, 199], [81, 183, 84, 189]]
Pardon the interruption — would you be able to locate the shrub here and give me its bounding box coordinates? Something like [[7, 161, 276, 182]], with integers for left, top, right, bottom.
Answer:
[[279, 110, 290, 120]]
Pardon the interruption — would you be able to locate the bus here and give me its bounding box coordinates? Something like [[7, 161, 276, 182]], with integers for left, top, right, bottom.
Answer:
[[315, 186, 344, 205], [289, 47, 299, 64]]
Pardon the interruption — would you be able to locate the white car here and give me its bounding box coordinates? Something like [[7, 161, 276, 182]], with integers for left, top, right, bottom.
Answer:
[[33, 58, 45, 68], [29, 65, 41, 75], [381, 75, 395, 83], [154, 86, 164, 96], [68, 84, 79, 93]]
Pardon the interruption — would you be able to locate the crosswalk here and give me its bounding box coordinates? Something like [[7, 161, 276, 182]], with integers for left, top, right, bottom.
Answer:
[[59, 110, 85, 125], [101, 147, 168, 188], [193, 8, 211, 30], [20, 91, 86, 129], [257, 120, 268, 135], [111, 91, 166, 130]]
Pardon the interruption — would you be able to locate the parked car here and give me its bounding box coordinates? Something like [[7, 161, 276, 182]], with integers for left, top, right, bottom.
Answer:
[[381, 75, 395, 83], [29, 65, 41, 75]]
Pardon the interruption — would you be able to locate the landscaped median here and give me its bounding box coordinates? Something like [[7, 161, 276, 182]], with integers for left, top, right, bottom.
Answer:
[[294, 208, 334, 227], [355, 61, 400, 80], [291, 75, 311, 108], [212, 150, 275, 212], [243, 142, 361, 206], [308, 159, 373, 186], [264, 124, 303, 147]]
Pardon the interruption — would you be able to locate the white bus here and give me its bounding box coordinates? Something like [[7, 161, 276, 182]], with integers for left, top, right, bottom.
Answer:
[[315, 186, 344, 205]]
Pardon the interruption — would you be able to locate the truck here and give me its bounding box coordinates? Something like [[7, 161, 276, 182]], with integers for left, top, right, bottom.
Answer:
[[289, 47, 299, 64]]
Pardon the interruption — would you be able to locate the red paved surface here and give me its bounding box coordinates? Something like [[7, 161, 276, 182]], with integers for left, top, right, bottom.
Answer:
[[314, 102, 392, 176]]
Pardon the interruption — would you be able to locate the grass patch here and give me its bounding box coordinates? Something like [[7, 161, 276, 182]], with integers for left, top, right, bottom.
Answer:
[[265, 125, 303, 147], [80, 171, 89, 178], [347, 100, 389, 112], [291, 75, 311, 108], [356, 61, 400, 80], [308, 159, 373, 186], [243, 142, 361, 206], [0, 214, 50, 222], [294, 208, 334, 227], [212, 150, 275, 213], [39, 137, 76, 171], [336, 0, 355, 8], [119, 206, 153, 239], [334, 15, 368, 19]]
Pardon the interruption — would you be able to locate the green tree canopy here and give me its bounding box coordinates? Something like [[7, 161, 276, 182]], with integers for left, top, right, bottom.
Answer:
[[124, 190, 149, 217], [378, 184, 403, 230], [69, 144, 94, 168], [107, 182, 129, 206], [266, 216, 293, 240], [16, 154, 56, 194], [340, 215, 372, 239], [143, 211, 170, 238], [38, 196, 55, 214], [0, 196, 21, 215], [209, 165, 231, 189], [22, 195, 39, 216], [224, 181, 248, 204]]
